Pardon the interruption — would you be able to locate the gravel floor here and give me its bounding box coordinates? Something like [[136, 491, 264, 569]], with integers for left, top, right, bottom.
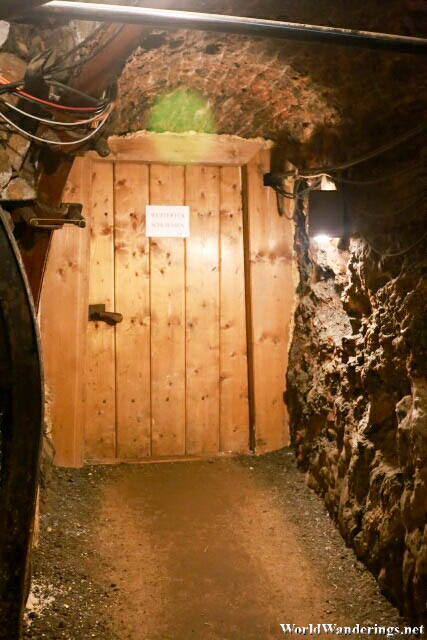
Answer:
[[23, 449, 417, 640]]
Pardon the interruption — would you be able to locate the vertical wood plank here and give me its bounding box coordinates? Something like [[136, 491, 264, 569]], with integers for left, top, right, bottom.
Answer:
[[185, 166, 220, 454], [150, 164, 186, 456], [40, 157, 91, 467], [219, 166, 249, 453], [114, 163, 151, 458], [245, 149, 294, 452], [85, 161, 116, 459]]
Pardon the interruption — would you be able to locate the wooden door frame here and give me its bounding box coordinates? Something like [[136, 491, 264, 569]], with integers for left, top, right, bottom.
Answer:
[[85, 131, 274, 168], [41, 131, 295, 467]]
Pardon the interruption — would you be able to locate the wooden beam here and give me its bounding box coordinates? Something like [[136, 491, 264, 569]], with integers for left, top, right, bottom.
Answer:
[[245, 149, 294, 453], [19, 23, 147, 306], [219, 166, 249, 453], [114, 163, 151, 459], [18, 156, 74, 308], [85, 162, 116, 460], [149, 164, 186, 457], [88, 132, 273, 167], [185, 166, 220, 455], [39, 158, 91, 467], [73, 24, 144, 97]]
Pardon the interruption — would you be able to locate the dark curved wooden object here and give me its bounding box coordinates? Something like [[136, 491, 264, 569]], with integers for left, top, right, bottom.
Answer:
[[0, 209, 43, 638], [0, 21, 145, 638]]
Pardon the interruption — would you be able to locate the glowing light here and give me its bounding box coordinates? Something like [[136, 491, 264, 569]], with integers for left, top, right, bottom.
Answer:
[[313, 234, 331, 244], [147, 88, 216, 134]]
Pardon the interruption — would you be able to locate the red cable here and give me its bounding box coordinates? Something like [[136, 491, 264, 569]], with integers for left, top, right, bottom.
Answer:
[[0, 75, 102, 112]]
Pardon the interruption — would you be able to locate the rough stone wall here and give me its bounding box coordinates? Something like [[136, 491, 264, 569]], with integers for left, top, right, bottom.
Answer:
[[286, 185, 427, 623], [0, 43, 35, 199], [112, 0, 427, 165]]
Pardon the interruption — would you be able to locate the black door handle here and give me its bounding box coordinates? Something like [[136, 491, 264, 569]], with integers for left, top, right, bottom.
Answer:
[[88, 304, 123, 326]]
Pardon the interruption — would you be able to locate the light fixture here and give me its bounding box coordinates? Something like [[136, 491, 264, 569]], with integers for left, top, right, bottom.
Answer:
[[308, 189, 347, 238], [320, 175, 336, 191], [264, 171, 349, 237]]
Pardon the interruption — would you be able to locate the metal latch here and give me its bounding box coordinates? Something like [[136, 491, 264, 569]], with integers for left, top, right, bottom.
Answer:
[[88, 304, 123, 326], [20, 203, 86, 230]]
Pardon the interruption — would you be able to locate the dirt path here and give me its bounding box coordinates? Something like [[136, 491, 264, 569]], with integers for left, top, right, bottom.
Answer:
[[95, 461, 332, 639], [24, 451, 407, 639]]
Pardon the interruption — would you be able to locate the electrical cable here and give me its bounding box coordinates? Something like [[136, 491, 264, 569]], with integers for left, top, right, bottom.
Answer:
[[363, 229, 427, 257], [47, 21, 107, 71], [275, 191, 294, 220], [275, 186, 295, 199], [0, 75, 109, 112], [271, 123, 427, 183], [274, 178, 321, 202], [359, 196, 426, 219], [0, 97, 111, 127], [275, 177, 312, 219], [46, 23, 125, 76], [15, 90, 109, 114], [0, 80, 22, 95], [297, 166, 422, 186], [330, 164, 422, 186], [46, 0, 141, 75], [298, 172, 332, 180], [0, 20, 126, 146], [0, 90, 108, 114], [293, 179, 307, 225], [0, 5, 133, 129], [46, 79, 102, 105], [299, 122, 427, 176], [16, 89, 104, 112], [0, 104, 112, 145]]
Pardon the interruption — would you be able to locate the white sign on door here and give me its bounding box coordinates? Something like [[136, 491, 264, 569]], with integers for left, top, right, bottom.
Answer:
[[146, 205, 190, 238]]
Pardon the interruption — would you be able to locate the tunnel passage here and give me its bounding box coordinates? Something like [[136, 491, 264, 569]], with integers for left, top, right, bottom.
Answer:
[[0, 0, 426, 635], [23, 453, 412, 639]]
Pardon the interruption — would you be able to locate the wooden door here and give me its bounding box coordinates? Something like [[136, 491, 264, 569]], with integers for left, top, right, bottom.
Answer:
[[41, 137, 294, 467], [85, 161, 249, 460]]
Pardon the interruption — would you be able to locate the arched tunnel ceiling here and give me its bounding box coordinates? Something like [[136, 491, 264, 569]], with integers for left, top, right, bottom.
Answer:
[[97, 0, 427, 163]]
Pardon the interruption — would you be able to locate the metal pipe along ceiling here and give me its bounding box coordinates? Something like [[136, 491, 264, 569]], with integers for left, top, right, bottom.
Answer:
[[33, 1, 427, 54]]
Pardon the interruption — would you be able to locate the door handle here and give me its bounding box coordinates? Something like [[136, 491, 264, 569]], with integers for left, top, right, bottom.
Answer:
[[88, 304, 123, 326]]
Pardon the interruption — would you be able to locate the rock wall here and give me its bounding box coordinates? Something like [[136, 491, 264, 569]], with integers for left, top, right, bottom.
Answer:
[[286, 189, 427, 623], [0, 46, 35, 199]]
